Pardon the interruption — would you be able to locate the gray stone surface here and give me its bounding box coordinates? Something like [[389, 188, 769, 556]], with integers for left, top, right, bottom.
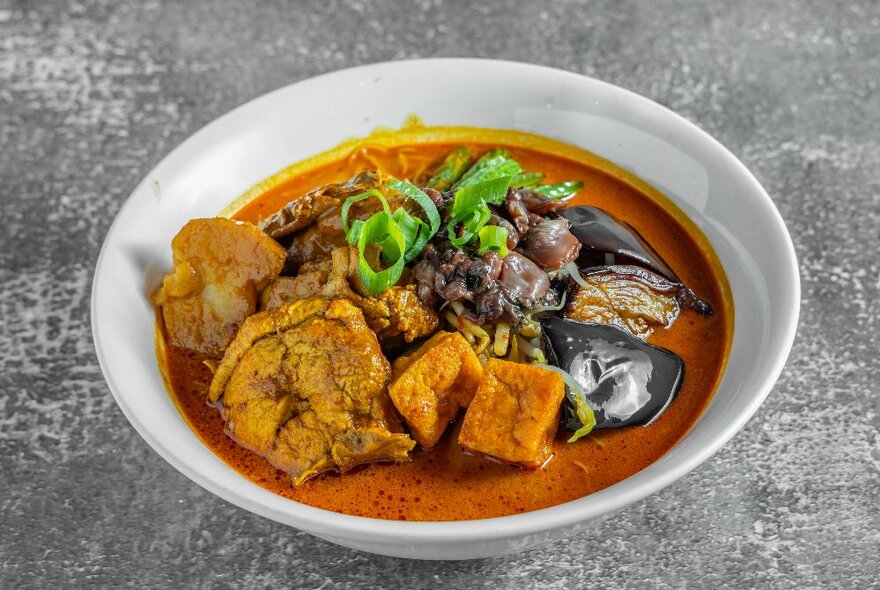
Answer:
[[1, 0, 878, 587]]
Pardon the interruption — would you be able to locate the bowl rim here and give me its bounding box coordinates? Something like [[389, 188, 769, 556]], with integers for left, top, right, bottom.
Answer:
[[91, 57, 800, 542]]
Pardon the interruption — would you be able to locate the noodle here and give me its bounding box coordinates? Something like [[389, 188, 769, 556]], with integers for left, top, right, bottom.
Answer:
[[442, 300, 546, 363], [458, 316, 491, 355], [494, 323, 511, 356], [519, 318, 541, 338]]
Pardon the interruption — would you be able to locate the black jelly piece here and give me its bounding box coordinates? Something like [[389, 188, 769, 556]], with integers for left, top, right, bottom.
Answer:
[[560, 206, 679, 282], [541, 318, 685, 430]]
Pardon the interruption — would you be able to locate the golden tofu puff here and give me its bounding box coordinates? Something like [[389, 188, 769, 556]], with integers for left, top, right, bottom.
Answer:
[[388, 331, 483, 448], [458, 359, 565, 468]]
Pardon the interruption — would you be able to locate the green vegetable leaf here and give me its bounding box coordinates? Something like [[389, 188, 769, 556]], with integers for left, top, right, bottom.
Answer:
[[477, 225, 510, 257], [567, 392, 597, 443], [533, 181, 584, 200], [454, 148, 522, 189], [426, 146, 472, 191]]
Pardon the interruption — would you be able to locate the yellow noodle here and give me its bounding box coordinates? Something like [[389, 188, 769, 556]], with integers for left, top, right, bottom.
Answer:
[[520, 318, 541, 338], [507, 333, 519, 363], [459, 316, 491, 355], [517, 335, 546, 364], [493, 322, 511, 357]]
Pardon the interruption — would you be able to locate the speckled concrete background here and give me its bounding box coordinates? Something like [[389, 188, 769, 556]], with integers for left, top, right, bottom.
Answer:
[[1, 0, 878, 588]]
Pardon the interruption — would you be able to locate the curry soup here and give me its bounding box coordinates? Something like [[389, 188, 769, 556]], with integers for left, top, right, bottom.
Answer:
[[159, 131, 731, 521]]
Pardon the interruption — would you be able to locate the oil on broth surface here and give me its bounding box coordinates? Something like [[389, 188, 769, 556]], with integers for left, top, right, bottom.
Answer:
[[162, 131, 731, 521]]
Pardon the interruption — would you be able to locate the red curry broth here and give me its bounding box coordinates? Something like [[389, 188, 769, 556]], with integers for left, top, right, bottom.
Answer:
[[162, 141, 730, 521]]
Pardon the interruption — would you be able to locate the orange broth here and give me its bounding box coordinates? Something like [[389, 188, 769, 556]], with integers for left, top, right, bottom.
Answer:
[[160, 129, 732, 521]]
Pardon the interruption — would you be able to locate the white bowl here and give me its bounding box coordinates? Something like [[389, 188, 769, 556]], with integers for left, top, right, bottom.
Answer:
[[92, 59, 799, 560]]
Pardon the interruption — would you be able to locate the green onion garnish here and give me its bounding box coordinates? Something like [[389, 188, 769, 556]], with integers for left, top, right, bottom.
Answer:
[[426, 146, 472, 191], [451, 175, 511, 213], [340, 179, 443, 294], [446, 175, 511, 248], [447, 206, 491, 248], [386, 178, 440, 235], [453, 148, 522, 189], [386, 178, 441, 262], [533, 181, 584, 200], [477, 225, 510, 257], [341, 189, 389, 235], [511, 171, 544, 188], [354, 210, 407, 295]]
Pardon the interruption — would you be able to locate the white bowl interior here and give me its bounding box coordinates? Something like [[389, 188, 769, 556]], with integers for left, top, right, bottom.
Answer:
[[92, 59, 799, 559]]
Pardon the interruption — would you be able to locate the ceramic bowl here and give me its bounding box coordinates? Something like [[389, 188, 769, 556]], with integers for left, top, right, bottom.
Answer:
[[92, 59, 799, 559]]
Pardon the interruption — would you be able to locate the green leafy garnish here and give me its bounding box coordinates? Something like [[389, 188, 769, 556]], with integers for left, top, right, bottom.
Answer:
[[387, 178, 440, 262], [354, 210, 406, 295], [426, 146, 472, 191], [454, 148, 522, 189], [446, 175, 511, 249], [511, 171, 544, 188], [534, 181, 584, 200], [341, 189, 389, 235], [568, 391, 597, 442], [477, 225, 510, 256], [451, 175, 512, 211], [341, 179, 442, 294], [386, 178, 440, 235], [447, 206, 491, 248]]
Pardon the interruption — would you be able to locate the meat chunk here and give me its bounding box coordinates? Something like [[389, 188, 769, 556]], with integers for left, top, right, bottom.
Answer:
[[259, 172, 380, 240], [153, 218, 286, 357], [259, 259, 331, 310], [458, 359, 565, 468], [565, 265, 681, 339], [362, 286, 440, 347], [260, 246, 439, 347], [519, 218, 581, 270], [388, 332, 483, 448], [208, 297, 414, 484]]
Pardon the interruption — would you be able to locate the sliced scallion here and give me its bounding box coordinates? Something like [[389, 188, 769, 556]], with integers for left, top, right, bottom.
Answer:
[[447, 205, 490, 248], [452, 175, 512, 212], [341, 189, 390, 235], [391, 207, 431, 263], [477, 225, 510, 257], [355, 211, 406, 295], [386, 178, 440, 235]]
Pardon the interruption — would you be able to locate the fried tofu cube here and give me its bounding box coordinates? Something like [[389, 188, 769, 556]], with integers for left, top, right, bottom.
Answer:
[[388, 331, 483, 448], [458, 359, 565, 468]]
